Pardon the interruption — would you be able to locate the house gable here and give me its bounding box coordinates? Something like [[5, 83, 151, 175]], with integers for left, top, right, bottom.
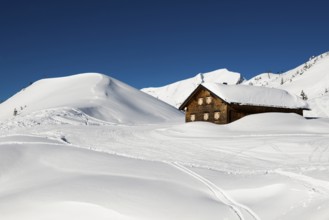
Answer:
[[179, 85, 229, 124]]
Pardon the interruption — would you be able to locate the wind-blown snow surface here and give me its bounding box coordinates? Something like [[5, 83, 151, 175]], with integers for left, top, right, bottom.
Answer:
[[1, 111, 329, 220], [0, 73, 183, 124], [142, 69, 244, 108]]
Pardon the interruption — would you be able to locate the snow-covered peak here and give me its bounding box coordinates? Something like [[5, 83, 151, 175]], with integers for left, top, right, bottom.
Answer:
[[0, 73, 183, 124], [201, 68, 244, 84], [142, 68, 244, 108]]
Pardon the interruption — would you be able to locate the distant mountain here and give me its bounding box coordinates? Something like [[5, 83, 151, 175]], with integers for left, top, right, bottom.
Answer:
[[243, 52, 329, 99], [0, 73, 183, 124], [141, 69, 244, 108]]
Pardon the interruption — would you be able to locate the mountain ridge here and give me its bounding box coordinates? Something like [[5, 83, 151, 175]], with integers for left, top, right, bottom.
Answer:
[[243, 51, 329, 99]]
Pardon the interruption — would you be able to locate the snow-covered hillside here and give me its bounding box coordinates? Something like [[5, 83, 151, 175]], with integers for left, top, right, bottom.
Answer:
[[142, 69, 244, 108], [244, 52, 329, 100], [0, 73, 183, 124]]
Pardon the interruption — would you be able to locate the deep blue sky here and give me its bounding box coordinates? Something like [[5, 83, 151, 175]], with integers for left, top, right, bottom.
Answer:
[[1, 0, 328, 101]]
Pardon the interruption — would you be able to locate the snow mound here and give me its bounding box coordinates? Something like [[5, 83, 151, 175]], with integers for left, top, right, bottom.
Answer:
[[142, 68, 244, 108], [304, 94, 329, 118], [0, 140, 236, 220], [0, 73, 183, 124], [226, 113, 329, 133], [202, 83, 309, 109]]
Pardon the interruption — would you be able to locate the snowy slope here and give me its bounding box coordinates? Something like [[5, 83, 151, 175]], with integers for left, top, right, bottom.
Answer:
[[0, 73, 183, 124], [244, 52, 329, 100], [142, 69, 244, 108]]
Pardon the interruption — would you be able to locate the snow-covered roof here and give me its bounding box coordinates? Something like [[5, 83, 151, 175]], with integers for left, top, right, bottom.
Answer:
[[182, 83, 309, 109]]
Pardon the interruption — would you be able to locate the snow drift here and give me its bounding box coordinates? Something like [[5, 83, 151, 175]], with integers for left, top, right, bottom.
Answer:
[[0, 73, 183, 124], [0, 138, 237, 220]]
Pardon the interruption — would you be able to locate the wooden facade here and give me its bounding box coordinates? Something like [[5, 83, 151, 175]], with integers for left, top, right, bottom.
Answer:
[[179, 85, 305, 124]]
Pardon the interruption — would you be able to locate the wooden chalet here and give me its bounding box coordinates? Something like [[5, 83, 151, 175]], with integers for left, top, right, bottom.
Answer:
[[178, 83, 309, 124]]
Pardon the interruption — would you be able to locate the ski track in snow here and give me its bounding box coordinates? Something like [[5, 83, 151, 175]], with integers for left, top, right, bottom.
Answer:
[[170, 162, 261, 220], [308, 144, 329, 163], [275, 170, 329, 195]]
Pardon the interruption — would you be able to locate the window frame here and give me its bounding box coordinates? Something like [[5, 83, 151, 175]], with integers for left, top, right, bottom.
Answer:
[[214, 111, 221, 120], [198, 97, 204, 105], [203, 112, 209, 121], [206, 96, 212, 104]]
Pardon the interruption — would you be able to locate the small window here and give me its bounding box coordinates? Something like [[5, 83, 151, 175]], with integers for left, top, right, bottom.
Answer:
[[190, 114, 196, 121], [214, 111, 221, 120], [198, 98, 204, 105], [206, 96, 212, 104], [203, 113, 209, 121]]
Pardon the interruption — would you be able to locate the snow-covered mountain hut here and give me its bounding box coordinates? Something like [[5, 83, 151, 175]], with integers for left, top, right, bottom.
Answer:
[[178, 83, 309, 124]]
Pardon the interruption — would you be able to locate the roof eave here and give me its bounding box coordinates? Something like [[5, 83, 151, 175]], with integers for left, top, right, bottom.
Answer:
[[231, 102, 310, 110], [178, 84, 205, 110]]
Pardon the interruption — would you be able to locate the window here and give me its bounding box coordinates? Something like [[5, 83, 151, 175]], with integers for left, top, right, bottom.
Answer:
[[190, 114, 196, 121], [206, 96, 212, 104], [214, 111, 221, 120], [203, 113, 209, 121], [198, 98, 203, 105]]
